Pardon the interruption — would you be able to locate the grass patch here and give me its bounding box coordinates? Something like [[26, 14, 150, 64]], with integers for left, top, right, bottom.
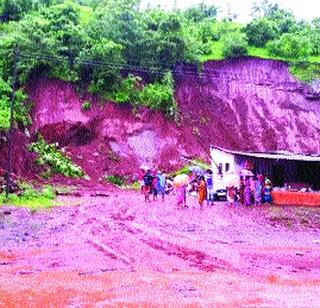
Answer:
[[0, 184, 56, 210], [126, 181, 140, 191], [200, 41, 224, 61], [289, 62, 320, 83]]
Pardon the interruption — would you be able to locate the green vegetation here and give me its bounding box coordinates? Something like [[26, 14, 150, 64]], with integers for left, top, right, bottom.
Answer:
[[0, 183, 56, 210], [29, 135, 84, 178], [289, 63, 320, 83], [102, 72, 177, 116], [81, 100, 91, 111], [0, 76, 31, 130], [128, 181, 140, 190], [221, 32, 248, 58], [105, 175, 126, 187], [170, 158, 210, 177]]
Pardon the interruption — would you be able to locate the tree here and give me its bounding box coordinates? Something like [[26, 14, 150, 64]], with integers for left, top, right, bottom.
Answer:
[[250, 0, 298, 37], [0, 0, 32, 22], [267, 33, 312, 59], [77, 38, 123, 93], [221, 32, 248, 58], [245, 17, 277, 47], [182, 2, 217, 22]]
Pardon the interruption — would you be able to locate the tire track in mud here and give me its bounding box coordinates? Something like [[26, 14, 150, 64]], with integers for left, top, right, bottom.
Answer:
[[72, 201, 237, 273], [109, 209, 238, 273]]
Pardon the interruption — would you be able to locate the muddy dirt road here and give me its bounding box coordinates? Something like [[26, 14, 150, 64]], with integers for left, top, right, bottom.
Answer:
[[1, 190, 320, 306]]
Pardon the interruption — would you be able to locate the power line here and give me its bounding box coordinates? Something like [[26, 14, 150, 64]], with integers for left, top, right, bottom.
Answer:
[[17, 50, 204, 79]]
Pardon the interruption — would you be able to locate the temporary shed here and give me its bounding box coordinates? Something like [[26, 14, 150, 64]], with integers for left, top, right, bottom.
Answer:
[[210, 145, 320, 190]]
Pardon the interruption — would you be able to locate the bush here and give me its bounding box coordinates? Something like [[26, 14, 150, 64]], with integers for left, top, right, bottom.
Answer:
[[29, 135, 84, 178], [107, 72, 177, 118], [221, 32, 248, 58], [211, 21, 243, 41], [138, 72, 176, 117], [81, 100, 91, 111], [267, 33, 312, 59], [106, 175, 125, 187]]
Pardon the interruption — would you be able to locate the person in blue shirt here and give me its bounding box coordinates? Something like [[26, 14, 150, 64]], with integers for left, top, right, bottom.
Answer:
[[156, 171, 166, 202], [205, 170, 214, 205]]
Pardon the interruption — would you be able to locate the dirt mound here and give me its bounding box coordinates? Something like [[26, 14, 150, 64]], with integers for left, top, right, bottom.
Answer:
[[3, 57, 320, 181]]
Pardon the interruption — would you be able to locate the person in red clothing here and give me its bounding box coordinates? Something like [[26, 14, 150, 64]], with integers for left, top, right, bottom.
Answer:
[[198, 176, 207, 209], [139, 169, 145, 193]]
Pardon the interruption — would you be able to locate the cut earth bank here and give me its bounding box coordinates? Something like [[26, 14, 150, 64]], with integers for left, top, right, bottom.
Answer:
[[1, 191, 320, 306], [1, 57, 320, 181]]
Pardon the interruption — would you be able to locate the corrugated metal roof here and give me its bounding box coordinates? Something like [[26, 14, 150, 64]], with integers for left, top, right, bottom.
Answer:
[[210, 145, 320, 162]]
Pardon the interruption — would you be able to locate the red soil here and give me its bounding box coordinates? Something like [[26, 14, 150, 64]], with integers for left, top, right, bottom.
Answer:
[[1, 57, 320, 182], [1, 190, 320, 306]]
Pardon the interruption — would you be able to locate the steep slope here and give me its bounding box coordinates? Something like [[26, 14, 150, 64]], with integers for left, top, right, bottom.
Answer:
[[175, 58, 320, 153], [26, 78, 205, 180], [1, 57, 319, 181]]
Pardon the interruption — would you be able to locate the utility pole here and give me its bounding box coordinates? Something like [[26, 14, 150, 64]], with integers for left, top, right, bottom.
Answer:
[[5, 48, 19, 198]]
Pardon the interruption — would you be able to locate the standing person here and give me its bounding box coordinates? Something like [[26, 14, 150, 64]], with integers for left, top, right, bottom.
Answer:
[[139, 168, 145, 193], [175, 173, 190, 208], [239, 176, 245, 205], [143, 170, 152, 202], [151, 171, 158, 201], [250, 176, 255, 205], [244, 176, 252, 206], [157, 171, 166, 202], [198, 176, 207, 209], [254, 176, 263, 206], [263, 178, 272, 204], [176, 185, 187, 208], [227, 186, 236, 205], [205, 170, 214, 205]]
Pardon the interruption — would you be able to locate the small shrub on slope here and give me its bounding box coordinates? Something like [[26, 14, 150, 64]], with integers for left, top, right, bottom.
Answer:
[[29, 135, 84, 178]]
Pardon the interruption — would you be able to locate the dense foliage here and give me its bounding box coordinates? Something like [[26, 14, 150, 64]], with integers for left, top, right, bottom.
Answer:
[[0, 76, 30, 130], [221, 32, 248, 58], [29, 135, 84, 178]]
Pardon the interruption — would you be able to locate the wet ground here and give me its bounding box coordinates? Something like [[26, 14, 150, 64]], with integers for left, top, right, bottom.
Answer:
[[1, 190, 320, 306]]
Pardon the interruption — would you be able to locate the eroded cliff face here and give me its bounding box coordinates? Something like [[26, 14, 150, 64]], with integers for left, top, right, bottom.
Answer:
[[26, 78, 205, 180], [175, 58, 320, 154], [1, 57, 319, 180]]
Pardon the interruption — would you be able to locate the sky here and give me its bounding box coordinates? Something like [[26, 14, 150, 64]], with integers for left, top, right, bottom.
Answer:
[[140, 0, 320, 23]]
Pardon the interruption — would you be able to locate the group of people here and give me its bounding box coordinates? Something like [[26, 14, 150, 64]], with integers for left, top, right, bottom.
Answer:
[[227, 175, 273, 206], [180, 173, 215, 208], [139, 169, 168, 203], [139, 167, 273, 208]]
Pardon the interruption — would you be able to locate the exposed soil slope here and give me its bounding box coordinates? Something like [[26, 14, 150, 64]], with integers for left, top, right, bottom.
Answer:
[[175, 58, 320, 153], [1, 57, 319, 180]]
